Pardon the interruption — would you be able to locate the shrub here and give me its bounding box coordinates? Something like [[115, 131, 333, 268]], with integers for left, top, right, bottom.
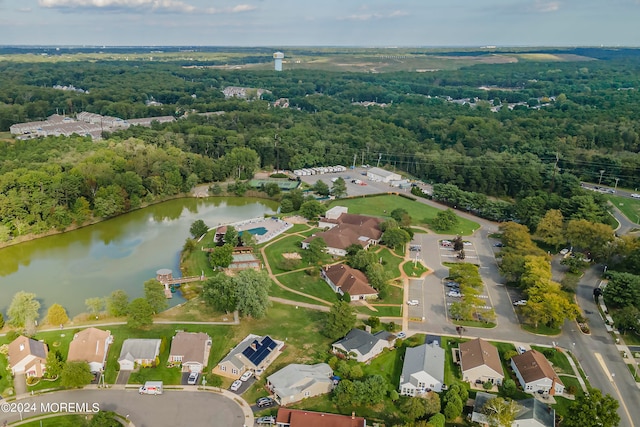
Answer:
[[483, 381, 493, 390], [567, 385, 578, 395], [543, 348, 556, 358]]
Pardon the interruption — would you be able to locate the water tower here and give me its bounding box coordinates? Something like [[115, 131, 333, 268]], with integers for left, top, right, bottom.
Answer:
[[273, 52, 284, 71]]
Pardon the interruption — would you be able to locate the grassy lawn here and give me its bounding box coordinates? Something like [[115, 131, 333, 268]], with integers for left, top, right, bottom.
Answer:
[[0, 353, 13, 397], [619, 331, 640, 345], [627, 363, 640, 381], [355, 305, 402, 317], [288, 223, 312, 234], [552, 395, 575, 419], [491, 341, 517, 379], [607, 195, 640, 224], [558, 375, 584, 396], [276, 270, 339, 303], [402, 260, 429, 277], [155, 296, 232, 322], [298, 227, 321, 237], [441, 337, 463, 385], [530, 346, 572, 374], [377, 248, 403, 279], [380, 284, 403, 305], [20, 414, 90, 427], [263, 235, 306, 274], [269, 280, 331, 305], [522, 324, 561, 336], [329, 195, 479, 235], [364, 347, 405, 389]]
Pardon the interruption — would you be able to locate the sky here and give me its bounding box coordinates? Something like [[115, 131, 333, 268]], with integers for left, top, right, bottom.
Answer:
[[1, 0, 640, 47]]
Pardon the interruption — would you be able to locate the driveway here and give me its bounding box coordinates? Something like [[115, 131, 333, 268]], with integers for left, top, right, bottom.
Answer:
[[115, 370, 131, 385], [13, 374, 26, 396], [230, 377, 256, 395], [0, 389, 248, 427]]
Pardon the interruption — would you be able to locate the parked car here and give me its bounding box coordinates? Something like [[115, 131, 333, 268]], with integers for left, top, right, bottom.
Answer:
[[631, 193, 640, 199], [396, 332, 407, 339], [445, 281, 460, 288], [560, 248, 569, 255], [407, 300, 419, 306], [493, 242, 504, 247], [256, 397, 275, 408], [230, 380, 243, 392], [240, 370, 254, 382], [256, 416, 276, 425], [187, 372, 199, 385], [517, 346, 527, 354], [513, 300, 527, 306], [448, 290, 462, 298]]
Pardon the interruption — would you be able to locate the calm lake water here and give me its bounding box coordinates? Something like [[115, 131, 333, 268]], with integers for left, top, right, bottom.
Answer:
[[0, 197, 277, 317]]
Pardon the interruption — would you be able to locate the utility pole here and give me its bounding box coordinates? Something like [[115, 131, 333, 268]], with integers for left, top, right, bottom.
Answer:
[[614, 177, 620, 192], [376, 153, 382, 168], [599, 169, 605, 185], [352, 153, 357, 169], [361, 151, 365, 166]]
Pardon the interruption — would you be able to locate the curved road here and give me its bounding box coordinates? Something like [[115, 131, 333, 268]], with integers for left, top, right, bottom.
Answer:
[[0, 389, 249, 427]]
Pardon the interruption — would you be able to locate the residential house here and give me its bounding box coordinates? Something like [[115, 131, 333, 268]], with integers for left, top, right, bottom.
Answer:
[[302, 212, 383, 256], [67, 327, 113, 373], [459, 338, 504, 386], [471, 392, 555, 427], [267, 363, 334, 405], [399, 341, 445, 395], [117, 339, 162, 371], [168, 332, 212, 373], [331, 328, 395, 363], [366, 167, 401, 183], [276, 408, 366, 427], [7, 336, 48, 378], [511, 350, 564, 395], [214, 334, 284, 379], [321, 264, 378, 301]]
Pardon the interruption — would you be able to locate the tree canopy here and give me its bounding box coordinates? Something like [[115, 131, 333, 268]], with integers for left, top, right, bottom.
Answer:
[[324, 301, 356, 340]]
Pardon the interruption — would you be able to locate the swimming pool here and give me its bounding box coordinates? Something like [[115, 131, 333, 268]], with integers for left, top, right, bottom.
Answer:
[[240, 226, 268, 236]]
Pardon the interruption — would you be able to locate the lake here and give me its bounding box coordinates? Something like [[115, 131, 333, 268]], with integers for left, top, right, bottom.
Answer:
[[0, 197, 277, 318]]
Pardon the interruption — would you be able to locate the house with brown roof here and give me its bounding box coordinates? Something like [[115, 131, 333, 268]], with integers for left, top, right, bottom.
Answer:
[[7, 336, 48, 378], [67, 327, 113, 373], [511, 350, 564, 395], [302, 210, 383, 256], [459, 338, 504, 386], [276, 408, 366, 427], [168, 331, 212, 373], [321, 264, 378, 301]]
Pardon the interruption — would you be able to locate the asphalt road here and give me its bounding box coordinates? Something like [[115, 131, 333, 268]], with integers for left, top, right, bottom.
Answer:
[[0, 389, 246, 427], [553, 266, 640, 427]]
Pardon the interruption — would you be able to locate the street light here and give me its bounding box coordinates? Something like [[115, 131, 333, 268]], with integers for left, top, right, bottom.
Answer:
[[599, 169, 605, 185]]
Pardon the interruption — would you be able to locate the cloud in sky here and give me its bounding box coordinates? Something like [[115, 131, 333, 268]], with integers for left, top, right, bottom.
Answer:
[[340, 8, 409, 21], [37, 0, 256, 14], [531, 0, 560, 12]]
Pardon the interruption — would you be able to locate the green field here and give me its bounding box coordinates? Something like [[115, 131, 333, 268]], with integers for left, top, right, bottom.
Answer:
[[329, 195, 479, 235], [376, 248, 403, 279], [276, 270, 339, 303], [20, 414, 91, 427], [607, 195, 640, 224], [263, 235, 306, 274], [355, 305, 402, 318], [403, 260, 429, 277]]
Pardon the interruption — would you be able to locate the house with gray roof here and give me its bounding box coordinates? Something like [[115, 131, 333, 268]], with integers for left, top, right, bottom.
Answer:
[[331, 328, 396, 363], [399, 341, 445, 395], [118, 339, 162, 371], [267, 363, 334, 405], [214, 334, 284, 379], [471, 391, 555, 427]]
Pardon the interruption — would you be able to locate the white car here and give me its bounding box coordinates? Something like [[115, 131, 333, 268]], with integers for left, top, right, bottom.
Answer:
[[240, 370, 253, 382], [187, 372, 199, 385], [407, 299, 419, 306], [230, 380, 242, 391], [396, 332, 407, 339], [447, 290, 462, 298], [631, 193, 640, 199], [560, 248, 569, 255], [513, 300, 527, 306]]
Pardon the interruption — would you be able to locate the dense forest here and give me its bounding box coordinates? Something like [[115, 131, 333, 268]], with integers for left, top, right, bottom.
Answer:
[[0, 48, 639, 240]]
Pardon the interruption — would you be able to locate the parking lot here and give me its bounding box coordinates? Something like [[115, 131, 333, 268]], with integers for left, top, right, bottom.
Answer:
[[297, 167, 413, 197]]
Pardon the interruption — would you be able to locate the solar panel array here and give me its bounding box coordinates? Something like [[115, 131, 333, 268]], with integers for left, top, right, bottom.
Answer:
[[242, 336, 277, 366]]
